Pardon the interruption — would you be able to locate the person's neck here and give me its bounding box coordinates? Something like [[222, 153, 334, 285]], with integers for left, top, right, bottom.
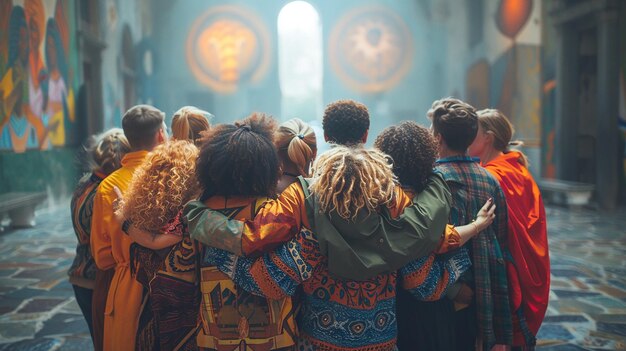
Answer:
[[438, 146, 466, 159], [479, 148, 504, 165], [282, 163, 301, 177]]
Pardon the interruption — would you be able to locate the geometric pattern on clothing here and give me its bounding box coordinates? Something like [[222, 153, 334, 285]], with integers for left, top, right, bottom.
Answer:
[[400, 246, 471, 301], [298, 296, 397, 348]]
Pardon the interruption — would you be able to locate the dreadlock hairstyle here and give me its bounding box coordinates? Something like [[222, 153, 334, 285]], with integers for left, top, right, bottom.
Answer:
[[309, 145, 396, 221], [427, 97, 478, 152], [119, 140, 200, 233], [374, 121, 437, 193], [477, 108, 529, 167], [171, 106, 212, 146], [196, 113, 279, 200], [274, 118, 317, 177], [322, 99, 370, 145]]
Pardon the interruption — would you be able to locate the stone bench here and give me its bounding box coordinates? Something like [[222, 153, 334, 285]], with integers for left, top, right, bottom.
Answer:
[[537, 179, 595, 207], [0, 192, 47, 229]]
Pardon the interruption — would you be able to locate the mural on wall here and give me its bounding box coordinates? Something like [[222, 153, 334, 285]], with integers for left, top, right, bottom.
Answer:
[[465, 0, 540, 149], [0, 0, 77, 153], [186, 5, 271, 94], [328, 5, 413, 93]]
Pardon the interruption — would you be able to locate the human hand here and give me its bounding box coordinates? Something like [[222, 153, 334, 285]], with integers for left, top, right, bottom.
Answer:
[[472, 198, 496, 235], [112, 186, 125, 223]]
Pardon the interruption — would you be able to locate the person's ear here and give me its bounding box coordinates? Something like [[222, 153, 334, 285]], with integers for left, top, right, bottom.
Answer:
[[324, 133, 330, 142], [157, 128, 166, 144], [361, 129, 369, 144]]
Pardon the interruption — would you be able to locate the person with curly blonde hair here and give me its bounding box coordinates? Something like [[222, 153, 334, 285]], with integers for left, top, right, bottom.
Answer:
[[274, 118, 317, 193], [69, 128, 130, 350], [118, 140, 200, 249], [183, 144, 496, 351]]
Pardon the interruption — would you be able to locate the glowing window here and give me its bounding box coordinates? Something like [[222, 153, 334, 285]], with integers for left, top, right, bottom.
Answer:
[[277, 1, 323, 121]]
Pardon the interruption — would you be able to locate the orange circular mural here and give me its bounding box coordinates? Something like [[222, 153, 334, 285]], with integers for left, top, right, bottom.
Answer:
[[186, 5, 271, 93], [329, 6, 413, 93]]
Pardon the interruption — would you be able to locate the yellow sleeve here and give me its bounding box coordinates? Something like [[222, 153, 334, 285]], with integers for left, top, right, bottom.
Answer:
[[90, 186, 115, 270]]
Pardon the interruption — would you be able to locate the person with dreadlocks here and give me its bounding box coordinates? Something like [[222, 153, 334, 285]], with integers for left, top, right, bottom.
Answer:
[[143, 100, 497, 350], [191, 144, 495, 351]]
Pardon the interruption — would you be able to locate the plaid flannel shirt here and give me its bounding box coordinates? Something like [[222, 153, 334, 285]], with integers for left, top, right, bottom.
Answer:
[[435, 155, 513, 349]]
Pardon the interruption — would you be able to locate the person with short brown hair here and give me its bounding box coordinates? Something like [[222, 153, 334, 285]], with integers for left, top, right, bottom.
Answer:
[[90, 104, 167, 351]]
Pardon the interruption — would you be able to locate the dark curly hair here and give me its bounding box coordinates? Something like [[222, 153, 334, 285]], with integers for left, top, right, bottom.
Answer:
[[196, 113, 279, 200], [427, 97, 478, 152], [322, 99, 370, 145], [374, 121, 437, 193]]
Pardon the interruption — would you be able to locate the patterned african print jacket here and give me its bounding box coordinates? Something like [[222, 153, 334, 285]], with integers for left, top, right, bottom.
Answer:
[[435, 156, 513, 349], [148, 197, 298, 351], [68, 172, 104, 288], [205, 229, 470, 351], [193, 181, 471, 351]]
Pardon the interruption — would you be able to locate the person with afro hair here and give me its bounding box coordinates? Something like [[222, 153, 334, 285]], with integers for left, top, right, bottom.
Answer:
[[322, 99, 370, 145]]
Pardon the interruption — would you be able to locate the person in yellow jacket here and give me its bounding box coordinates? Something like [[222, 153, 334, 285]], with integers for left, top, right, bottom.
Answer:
[[90, 105, 167, 351]]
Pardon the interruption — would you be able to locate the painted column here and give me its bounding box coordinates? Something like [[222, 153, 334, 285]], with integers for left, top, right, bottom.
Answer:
[[595, 5, 620, 210]]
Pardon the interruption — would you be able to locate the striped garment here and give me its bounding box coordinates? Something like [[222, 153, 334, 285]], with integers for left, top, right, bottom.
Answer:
[[203, 224, 471, 351], [436, 156, 513, 348]]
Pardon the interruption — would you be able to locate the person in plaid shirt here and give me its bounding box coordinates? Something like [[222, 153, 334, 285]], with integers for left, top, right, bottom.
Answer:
[[395, 98, 513, 351]]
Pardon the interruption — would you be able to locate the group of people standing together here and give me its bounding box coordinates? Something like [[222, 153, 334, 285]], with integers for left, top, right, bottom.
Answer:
[[67, 98, 550, 351]]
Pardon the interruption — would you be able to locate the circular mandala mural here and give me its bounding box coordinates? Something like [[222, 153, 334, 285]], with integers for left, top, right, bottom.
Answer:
[[329, 6, 413, 93], [186, 5, 271, 93]]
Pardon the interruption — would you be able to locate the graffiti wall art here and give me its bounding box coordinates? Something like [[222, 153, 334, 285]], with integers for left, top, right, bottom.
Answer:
[[186, 5, 271, 94], [328, 5, 413, 93], [0, 0, 77, 153]]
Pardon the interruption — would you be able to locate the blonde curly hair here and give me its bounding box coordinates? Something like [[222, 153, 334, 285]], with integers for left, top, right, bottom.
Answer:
[[119, 140, 200, 232], [309, 145, 397, 221]]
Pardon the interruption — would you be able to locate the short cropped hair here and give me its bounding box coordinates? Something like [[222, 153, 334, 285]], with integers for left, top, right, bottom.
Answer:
[[322, 100, 370, 145], [196, 113, 279, 200], [427, 98, 478, 152], [121, 105, 165, 150]]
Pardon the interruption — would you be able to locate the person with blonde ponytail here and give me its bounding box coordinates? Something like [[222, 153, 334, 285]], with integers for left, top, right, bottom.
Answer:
[[469, 108, 550, 349], [274, 118, 317, 192], [170, 106, 212, 146], [69, 128, 130, 350]]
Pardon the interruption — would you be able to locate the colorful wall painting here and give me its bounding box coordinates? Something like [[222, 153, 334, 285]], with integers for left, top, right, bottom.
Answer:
[[328, 5, 413, 93], [186, 5, 271, 94], [0, 0, 77, 153]]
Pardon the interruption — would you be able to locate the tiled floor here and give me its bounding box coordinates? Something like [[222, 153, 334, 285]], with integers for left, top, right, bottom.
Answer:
[[0, 202, 625, 350]]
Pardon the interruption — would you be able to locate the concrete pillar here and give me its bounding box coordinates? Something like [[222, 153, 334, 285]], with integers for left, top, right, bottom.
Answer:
[[554, 22, 578, 181], [595, 7, 620, 210]]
